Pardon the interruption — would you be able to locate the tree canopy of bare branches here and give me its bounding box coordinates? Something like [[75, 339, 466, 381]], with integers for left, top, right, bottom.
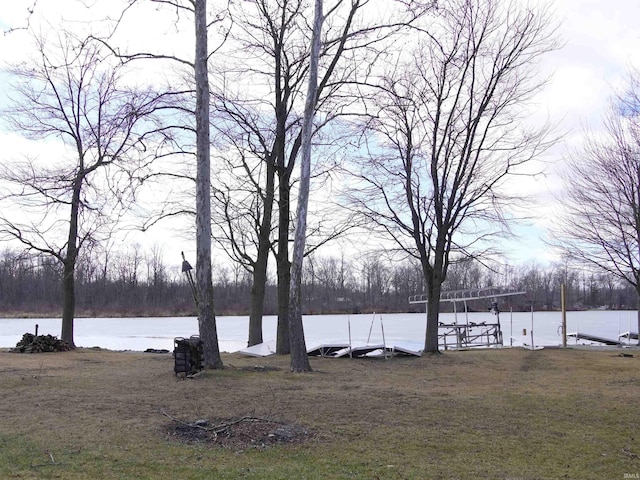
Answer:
[[0, 31, 169, 346], [210, 0, 432, 354], [554, 70, 640, 344], [348, 0, 558, 352], [94, 0, 230, 368]]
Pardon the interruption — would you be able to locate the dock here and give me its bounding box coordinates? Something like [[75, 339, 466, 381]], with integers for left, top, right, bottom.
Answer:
[[567, 332, 624, 346], [306, 343, 351, 357], [308, 342, 423, 358]]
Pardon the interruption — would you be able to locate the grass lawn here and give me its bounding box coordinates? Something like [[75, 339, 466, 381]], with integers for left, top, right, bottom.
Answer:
[[0, 346, 638, 479]]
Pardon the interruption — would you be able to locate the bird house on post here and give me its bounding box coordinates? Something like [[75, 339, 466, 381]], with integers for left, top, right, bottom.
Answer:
[[181, 251, 198, 308]]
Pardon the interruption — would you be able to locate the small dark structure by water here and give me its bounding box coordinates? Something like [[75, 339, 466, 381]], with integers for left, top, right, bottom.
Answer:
[[173, 336, 204, 376]]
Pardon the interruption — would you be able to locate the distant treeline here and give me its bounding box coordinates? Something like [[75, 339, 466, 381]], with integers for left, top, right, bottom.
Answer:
[[0, 247, 635, 317]]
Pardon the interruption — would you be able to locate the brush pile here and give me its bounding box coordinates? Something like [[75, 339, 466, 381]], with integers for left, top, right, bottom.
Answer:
[[162, 412, 310, 449], [12, 333, 72, 353]]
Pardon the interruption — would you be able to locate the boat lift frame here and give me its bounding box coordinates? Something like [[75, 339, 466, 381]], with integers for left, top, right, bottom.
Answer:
[[409, 287, 526, 350]]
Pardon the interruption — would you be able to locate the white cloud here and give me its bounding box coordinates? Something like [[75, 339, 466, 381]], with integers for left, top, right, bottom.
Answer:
[[2, 0, 640, 267], [542, 0, 640, 125], [496, 0, 640, 264]]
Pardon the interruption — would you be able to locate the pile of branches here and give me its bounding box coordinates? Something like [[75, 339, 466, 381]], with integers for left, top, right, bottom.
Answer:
[[12, 333, 72, 353], [162, 411, 310, 449]]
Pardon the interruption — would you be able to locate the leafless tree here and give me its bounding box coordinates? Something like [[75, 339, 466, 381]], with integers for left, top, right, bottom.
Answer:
[[553, 70, 640, 344], [210, 99, 355, 348], [192, 0, 224, 368], [207, 101, 277, 347], [145, 243, 167, 289], [348, 0, 558, 352], [98, 0, 229, 367], [1, 242, 635, 316], [212, 0, 431, 354], [287, 0, 324, 372], [0, 31, 168, 346]]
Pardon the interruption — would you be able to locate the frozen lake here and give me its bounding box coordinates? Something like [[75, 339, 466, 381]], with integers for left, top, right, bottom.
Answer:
[[1, 310, 637, 352]]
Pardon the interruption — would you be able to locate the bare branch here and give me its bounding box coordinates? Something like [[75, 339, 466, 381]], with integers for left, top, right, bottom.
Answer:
[[344, 0, 559, 352]]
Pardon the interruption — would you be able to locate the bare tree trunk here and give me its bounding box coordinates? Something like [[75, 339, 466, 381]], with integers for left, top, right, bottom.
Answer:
[[195, 0, 222, 369], [61, 259, 76, 347], [421, 233, 448, 352], [288, 0, 323, 372], [60, 174, 84, 347], [248, 161, 276, 346], [424, 279, 442, 354], [276, 175, 291, 354], [248, 247, 268, 346]]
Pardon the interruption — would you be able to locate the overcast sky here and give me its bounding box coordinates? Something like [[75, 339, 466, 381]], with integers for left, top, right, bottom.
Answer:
[[1, 0, 640, 270], [502, 0, 640, 265]]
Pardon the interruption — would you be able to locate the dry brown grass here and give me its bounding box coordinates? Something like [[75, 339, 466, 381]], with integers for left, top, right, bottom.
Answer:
[[0, 347, 639, 479]]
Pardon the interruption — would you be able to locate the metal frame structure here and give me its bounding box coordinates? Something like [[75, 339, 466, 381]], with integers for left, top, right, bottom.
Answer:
[[409, 287, 526, 350]]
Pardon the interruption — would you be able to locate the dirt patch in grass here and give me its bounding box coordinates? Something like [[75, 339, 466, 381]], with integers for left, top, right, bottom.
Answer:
[[1, 346, 639, 479], [164, 414, 309, 449]]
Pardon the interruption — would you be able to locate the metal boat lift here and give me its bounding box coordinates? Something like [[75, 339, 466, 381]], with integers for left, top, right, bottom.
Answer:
[[409, 287, 526, 350]]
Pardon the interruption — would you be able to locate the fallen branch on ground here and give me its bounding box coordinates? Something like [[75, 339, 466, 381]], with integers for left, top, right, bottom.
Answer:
[[161, 409, 308, 448]]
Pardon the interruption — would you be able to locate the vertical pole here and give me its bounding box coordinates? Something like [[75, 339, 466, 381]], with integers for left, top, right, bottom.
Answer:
[[367, 312, 376, 344], [464, 300, 469, 326], [455, 302, 460, 348], [530, 305, 534, 349], [425, 301, 430, 349], [510, 307, 513, 347], [348, 317, 352, 359], [561, 283, 567, 348], [181, 251, 199, 308], [381, 316, 388, 359]]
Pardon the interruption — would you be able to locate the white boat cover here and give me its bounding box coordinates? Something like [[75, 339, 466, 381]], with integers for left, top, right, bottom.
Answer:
[[237, 340, 277, 357]]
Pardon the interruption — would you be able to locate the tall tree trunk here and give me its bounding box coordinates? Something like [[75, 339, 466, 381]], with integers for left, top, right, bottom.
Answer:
[[248, 244, 268, 346], [288, 0, 323, 373], [61, 258, 76, 347], [276, 173, 291, 354], [423, 244, 446, 354], [424, 279, 442, 353], [195, 0, 223, 369], [248, 160, 276, 346], [61, 178, 82, 347]]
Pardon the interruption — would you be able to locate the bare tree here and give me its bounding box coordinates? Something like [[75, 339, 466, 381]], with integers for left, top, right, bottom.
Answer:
[[99, 0, 229, 367], [192, 0, 224, 368], [554, 70, 640, 344], [288, 0, 324, 372], [348, 0, 558, 352], [145, 243, 167, 289], [0, 31, 166, 346], [208, 100, 277, 347], [212, 0, 431, 354]]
